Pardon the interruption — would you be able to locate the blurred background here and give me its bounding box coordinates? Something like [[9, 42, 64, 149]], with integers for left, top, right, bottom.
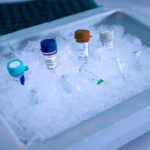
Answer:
[[0, 0, 97, 35], [0, 0, 150, 150], [0, 0, 149, 35]]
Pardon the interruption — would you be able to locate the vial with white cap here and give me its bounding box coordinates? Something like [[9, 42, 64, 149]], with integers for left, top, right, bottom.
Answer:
[[41, 39, 57, 70], [75, 30, 92, 62], [100, 30, 126, 79], [100, 30, 114, 49]]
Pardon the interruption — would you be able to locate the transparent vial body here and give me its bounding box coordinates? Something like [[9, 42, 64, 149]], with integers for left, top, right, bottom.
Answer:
[[28, 89, 39, 105], [132, 51, 142, 70], [101, 40, 113, 50], [77, 42, 89, 60], [44, 55, 56, 69], [60, 74, 72, 94], [77, 42, 89, 71]]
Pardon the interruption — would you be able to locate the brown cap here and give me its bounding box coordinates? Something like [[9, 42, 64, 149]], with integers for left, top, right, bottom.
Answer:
[[75, 30, 92, 43]]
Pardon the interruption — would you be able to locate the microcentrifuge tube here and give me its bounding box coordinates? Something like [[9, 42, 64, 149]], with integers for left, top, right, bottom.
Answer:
[[132, 50, 142, 70], [41, 39, 57, 70], [60, 74, 72, 93], [7, 59, 29, 85], [80, 68, 104, 85], [115, 57, 126, 80], [28, 89, 39, 105]]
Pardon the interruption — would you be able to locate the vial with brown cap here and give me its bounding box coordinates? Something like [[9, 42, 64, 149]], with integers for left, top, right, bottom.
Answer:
[[75, 30, 92, 62]]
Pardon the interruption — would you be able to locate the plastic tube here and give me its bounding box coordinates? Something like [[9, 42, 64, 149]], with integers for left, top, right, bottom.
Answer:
[[41, 39, 57, 70]]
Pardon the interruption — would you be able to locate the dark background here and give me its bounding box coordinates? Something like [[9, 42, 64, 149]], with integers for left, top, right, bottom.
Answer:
[[0, 0, 97, 35]]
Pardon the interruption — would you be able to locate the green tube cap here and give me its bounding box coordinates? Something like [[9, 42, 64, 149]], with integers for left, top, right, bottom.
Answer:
[[97, 79, 104, 85]]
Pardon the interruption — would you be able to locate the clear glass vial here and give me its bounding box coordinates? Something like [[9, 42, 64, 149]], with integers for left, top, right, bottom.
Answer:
[[28, 89, 39, 105], [100, 30, 114, 49], [60, 74, 72, 93]]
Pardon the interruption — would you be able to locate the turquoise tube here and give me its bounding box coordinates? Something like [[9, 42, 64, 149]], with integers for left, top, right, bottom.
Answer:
[[7, 59, 29, 85], [7, 59, 29, 77]]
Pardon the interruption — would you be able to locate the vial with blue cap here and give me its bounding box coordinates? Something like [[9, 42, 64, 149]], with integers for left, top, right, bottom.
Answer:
[[7, 59, 29, 85], [41, 39, 57, 70]]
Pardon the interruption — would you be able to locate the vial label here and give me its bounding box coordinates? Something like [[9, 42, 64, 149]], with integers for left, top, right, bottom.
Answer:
[[77, 43, 89, 58], [44, 55, 56, 69], [102, 40, 113, 49]]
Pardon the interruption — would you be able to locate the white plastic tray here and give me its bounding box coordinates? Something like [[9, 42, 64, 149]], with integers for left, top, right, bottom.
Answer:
[[0, 6, 150, 150]]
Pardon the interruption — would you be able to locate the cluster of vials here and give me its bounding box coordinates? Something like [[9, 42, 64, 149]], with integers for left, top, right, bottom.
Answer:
[[6, 29, 116, 104]]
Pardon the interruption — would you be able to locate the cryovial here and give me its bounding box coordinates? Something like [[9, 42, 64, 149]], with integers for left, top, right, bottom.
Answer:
[[100, 30, 126, 79], [100, 30, 114, 49], [41, 39, 57, 70], [28, 89, 39, 105], [75, 30, 92, 62], [75, 30, 103, 84], [7, 59, 29, 85], [132, 50, 142, 70], [60, 74, 72, 94]]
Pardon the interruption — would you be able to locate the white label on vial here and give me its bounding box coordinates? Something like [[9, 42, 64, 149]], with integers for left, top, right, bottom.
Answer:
[[44, 55, 56, 69], [78, 43, 89, 57], [102, 41, 113, 49], [10, 61, 20, 68]]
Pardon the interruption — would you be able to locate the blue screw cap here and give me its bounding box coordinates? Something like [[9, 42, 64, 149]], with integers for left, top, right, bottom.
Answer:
[[41, 39, 57, 55], [7, 59, 29, 77]]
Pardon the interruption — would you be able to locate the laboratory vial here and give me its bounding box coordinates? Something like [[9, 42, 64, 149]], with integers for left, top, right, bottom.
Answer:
[[41, 39, 57, 70], [28, 89, 39, 105], [7, 59, 29, 85], [75, 30, 92, 61], [60, 74, 72, 94], [132, 50, 142, 70], [100, 30, 114, 49]]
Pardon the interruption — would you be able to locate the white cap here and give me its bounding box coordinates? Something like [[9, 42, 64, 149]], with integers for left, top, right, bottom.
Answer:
[[100, 30, 114, 42], [9, 61, 20, 68]]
